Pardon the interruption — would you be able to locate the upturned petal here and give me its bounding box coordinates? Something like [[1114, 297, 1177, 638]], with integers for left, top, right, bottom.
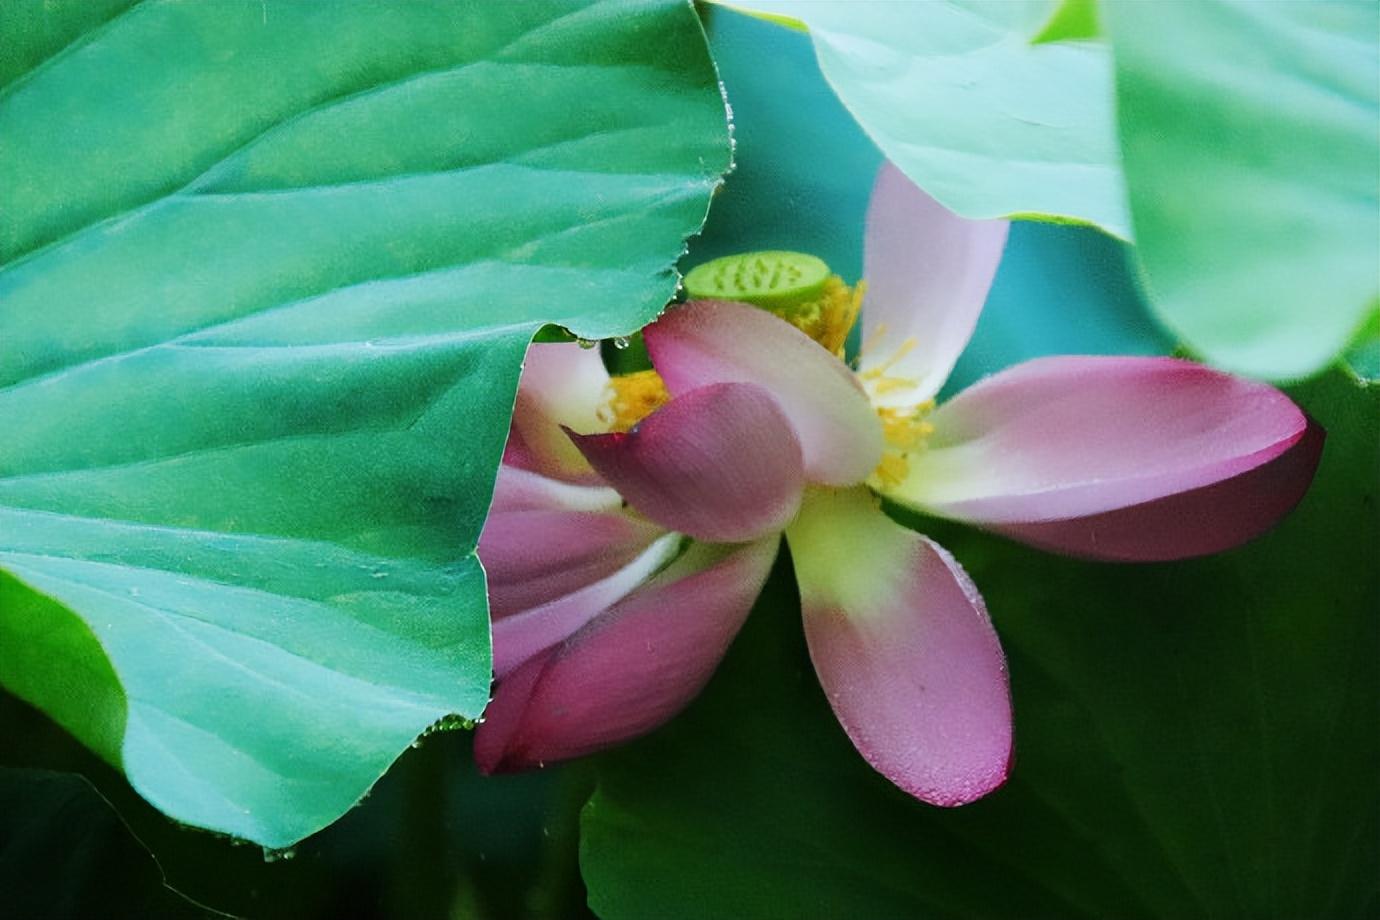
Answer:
[[785, 487, 1012, 807], [859, 163, 1008, 407], [569, 382, 805, 543], [508, 342, 611, 481], [490, 532, 683, 679], [988, 416, 1325, 560], [889, 356, 1311, 530], [645, 299, 883, 486], [475, 538, 779, 773], [480, 507, 668, 618]]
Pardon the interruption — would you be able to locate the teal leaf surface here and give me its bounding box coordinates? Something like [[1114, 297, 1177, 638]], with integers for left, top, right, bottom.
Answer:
[[0, 0, 730, 846], [715, 1, 1130, 236]]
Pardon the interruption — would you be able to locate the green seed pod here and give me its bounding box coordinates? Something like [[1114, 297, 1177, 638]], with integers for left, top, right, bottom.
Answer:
[[683, 250, 831, 311]]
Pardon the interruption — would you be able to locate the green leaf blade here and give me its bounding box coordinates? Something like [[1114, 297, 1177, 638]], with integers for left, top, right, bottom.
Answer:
[[0, 0, 730, 846], [716, 0, 1130, 236], [1109, 0, 1380, 380]]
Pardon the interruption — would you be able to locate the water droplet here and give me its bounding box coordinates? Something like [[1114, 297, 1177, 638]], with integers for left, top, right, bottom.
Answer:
[[611, 336, 630, 350], [262, 846, 296, 863], [576, 338, 597, 350], [370, 570, 388, 580]]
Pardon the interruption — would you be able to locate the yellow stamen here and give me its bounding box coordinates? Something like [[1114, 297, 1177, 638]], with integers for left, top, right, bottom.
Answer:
[[773, 276, 866, 359], [869, 398, 936, 488], [597, 369, 670, 432]]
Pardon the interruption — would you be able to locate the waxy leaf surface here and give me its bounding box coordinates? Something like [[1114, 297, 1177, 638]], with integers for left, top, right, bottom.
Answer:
[[0, 0, 730, 846], [718, 1, 1130, 236]]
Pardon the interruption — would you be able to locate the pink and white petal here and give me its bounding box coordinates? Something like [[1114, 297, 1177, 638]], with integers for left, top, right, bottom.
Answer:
[[859, 163, 1008, 407], [480, 508, 667, 617], [571, 382, 805, 543], [785, 487, 1011, 807], [987, 416, 1325, 561], [491, 532, 683, 678], [890, 356, 1310, 524], [510, 341, 611, 481], [645, 299, 883, 485], [475, 537, 779, 773], [487, 462, 622, 514]]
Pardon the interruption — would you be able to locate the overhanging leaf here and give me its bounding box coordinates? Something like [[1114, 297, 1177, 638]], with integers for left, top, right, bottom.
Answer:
[[1108, 0, 1380, 381], [0, 0, 730, 847], [688, 8, 1168, 390], [713, 0, 1130, 236], [581, 371, 1379, 919]]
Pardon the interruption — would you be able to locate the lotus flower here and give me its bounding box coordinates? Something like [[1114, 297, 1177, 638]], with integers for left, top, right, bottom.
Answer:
[[475, 164, 1323, 806]]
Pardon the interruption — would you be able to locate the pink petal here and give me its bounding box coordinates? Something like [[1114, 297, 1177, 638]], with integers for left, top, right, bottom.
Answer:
[[490, 532, 683, 678], [509, 342, 611, 481], [475, 538, 779, 772], [890, 356, 1310, 523], [859, 163, 1008, 407], [479, 507, 667, 618], [645, 299, 883, 486], [988, 415, 1325, 560], [785, 488, 1011, 807], [570, 382, 805, 543], [487, 463, 621, 514]]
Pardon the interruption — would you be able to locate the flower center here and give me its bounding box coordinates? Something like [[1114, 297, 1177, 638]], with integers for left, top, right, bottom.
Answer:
[[680, 250, 937, 488], [870, 401, 935, 488], [859, 327, 934, 488], [598, 368, 670, 432], [685, 251, 866, 359]]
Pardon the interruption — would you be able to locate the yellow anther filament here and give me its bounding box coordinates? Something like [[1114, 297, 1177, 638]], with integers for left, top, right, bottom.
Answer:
[[598, 369, 670, 433], [775, 277, 866, 359], [859, 336, 922, 398], [870, 399, 936, 489]]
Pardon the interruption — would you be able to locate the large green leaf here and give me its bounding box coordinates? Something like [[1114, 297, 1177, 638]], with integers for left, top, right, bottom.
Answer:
[[0, 0, 730, 847], [1109, 0, 1380, 381], [715, 1, 1130, 236], [582, 371, 1379, 919]]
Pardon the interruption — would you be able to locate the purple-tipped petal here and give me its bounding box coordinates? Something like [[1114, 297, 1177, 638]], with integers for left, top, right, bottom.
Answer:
[[860, 163, 1008, 407], [645, 300, 883, 486], [570, 382, 805, 544], [491, 532, 683, 678], [480, 508, 668, 618], [785, 488, 1011, 807], [509, 342, 611, 481], [890, 356, 1311, 526], [989, 415, 1325, 560], [475, 538, 779, 773]]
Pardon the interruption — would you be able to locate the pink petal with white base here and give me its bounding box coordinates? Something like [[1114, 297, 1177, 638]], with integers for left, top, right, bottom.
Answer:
[[859, 163, 1008, 407], [785, 488, 1012, 807], [475, 538, 779, 773], [989, 416, 1325, 560], [509, 342, 611, 481], [890, 356, 1309, 523], [491, 532, 683, 678], [645, 300, 883, 486], [487, 463, 622, 514], [571, 382, 806, 543], [480, 508, 667, 617]]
